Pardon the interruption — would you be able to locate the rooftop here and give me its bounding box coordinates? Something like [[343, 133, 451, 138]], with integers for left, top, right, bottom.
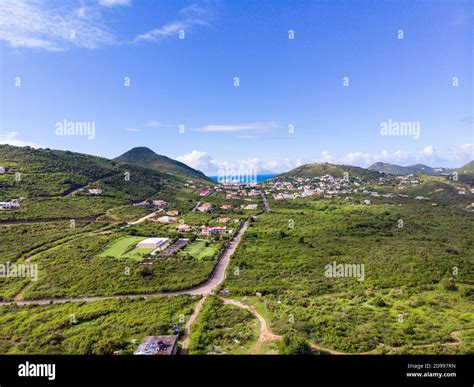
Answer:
[[134, 335, 179, 355]]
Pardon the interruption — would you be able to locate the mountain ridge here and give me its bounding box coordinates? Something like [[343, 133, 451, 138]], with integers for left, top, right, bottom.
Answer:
[[114, 147, 211, 183]]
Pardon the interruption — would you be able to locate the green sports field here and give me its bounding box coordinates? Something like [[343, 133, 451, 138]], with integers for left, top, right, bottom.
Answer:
[[98, 236, 152, 261], [182, 240, 219, 261]]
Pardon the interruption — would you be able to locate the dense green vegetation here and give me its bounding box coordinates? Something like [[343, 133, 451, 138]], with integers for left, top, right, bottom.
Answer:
[[223, 195, 474, 354], [189, 296, 259, 354], [0, 296, 196, 354]]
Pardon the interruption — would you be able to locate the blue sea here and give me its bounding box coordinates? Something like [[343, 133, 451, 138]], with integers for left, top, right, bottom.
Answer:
[[210, 174, 277, 184]]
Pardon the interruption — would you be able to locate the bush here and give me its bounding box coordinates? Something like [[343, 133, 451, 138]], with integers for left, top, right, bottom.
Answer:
[[277, 334, 312, 355], [440, 277, 457, 291]]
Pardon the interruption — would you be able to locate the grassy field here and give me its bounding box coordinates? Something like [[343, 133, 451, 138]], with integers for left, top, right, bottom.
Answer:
[[181, 240, 220, 261], [189, 296, 259, 354], [98, 236, 149, 260], [0, 296, 197, 354]]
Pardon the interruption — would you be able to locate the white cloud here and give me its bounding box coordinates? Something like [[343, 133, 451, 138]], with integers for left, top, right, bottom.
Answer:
[[0, 1, 212, 51], [176, 150, 217, 172], [319, 150, 333, 163], [0, 131, 41, 148], [197, 121, 283, 133], [134, 3, 212, 43], [176, 150, 302, 175], [421, 145, 435, 157], [125, 127, 139, 132], [0, 0, 115, 51], [98, 0, 130, 8]]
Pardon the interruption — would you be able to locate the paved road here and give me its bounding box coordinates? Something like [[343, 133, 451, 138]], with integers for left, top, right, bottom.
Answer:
[[0, 219, 251, 307]]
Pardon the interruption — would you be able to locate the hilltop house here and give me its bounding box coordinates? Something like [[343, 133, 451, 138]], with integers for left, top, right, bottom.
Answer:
[[152, 200, 168, 207], [166, 210, 180, 216], [134, 336, 178, 355]]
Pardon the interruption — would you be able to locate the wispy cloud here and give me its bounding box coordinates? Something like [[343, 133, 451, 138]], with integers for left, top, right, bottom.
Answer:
[[134, 3, 213, 43], [125, 127, 139, 132], [0, 131, 42, 148], [0, 0, 115, 51], [0, 1, 214, 51], [197, 121, 283, 133]]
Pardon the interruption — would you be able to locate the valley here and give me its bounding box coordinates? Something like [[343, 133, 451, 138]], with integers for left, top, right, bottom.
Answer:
[[0, 144, 473, 355]]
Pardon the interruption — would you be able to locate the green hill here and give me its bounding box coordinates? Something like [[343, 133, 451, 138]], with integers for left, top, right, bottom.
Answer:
[[457, 161, 474, 174], [368, 162, 454, 176], [0, 144, 187, 200], [275, 162, 381, 181], [115, 147, 211, 183]]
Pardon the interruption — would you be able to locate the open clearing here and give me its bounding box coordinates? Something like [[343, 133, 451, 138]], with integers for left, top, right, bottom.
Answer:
[[181, 240, 219, 260]]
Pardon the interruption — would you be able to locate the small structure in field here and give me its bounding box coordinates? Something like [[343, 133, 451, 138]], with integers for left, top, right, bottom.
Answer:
[[133, 336, 178, 355]]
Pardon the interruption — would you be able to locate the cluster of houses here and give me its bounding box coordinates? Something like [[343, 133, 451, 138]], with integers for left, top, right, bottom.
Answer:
[[262, 173, 474, 204]]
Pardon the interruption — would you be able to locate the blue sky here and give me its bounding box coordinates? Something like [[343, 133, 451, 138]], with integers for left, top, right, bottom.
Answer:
[[1, 0, 472, 174]]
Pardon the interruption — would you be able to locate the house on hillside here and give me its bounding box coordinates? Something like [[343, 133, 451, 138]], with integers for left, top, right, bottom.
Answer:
[[134, 336, 178, 355], [199, 188, 211, 197], [201, 226, 226, 236], [166, 210, 180, 216], [197, 203, 214, 212], [156, 216, 177, 224], [152, 200, 168, 207], [0, 167, 5, 174], [88, 188, 103, 195], [177, 224, 192, 232]]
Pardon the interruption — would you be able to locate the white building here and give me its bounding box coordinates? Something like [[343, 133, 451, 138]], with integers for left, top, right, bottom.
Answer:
[[136, 238, 171, 256]]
